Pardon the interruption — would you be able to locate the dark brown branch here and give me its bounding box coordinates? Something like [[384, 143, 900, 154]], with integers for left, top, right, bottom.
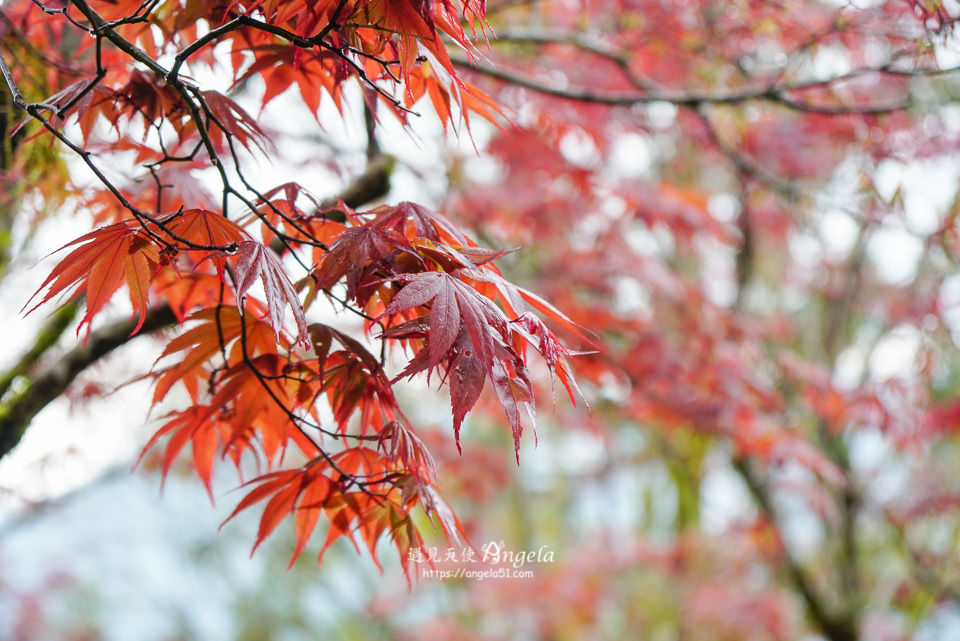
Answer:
[[713, 93, 862, 636], [0, 304, 177, 461], [451, 51, 952, 114], [326, 153, 394, 212], [733, 458, 858, 641]]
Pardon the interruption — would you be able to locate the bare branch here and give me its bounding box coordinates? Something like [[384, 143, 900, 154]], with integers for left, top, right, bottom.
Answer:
[[734, 458, 858, 641], [451, 51, 954, 114]]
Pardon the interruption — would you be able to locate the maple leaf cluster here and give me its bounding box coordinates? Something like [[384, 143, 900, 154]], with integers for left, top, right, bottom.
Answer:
[[0, 0, 580, 575]]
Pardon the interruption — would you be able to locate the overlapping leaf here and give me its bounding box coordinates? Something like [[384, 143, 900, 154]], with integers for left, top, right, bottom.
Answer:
[[158, 208, 248, 251], [380, 270, 542, 455], [202, 90, 272, 155], [233, 240, 310, 347], [152, 305, 276, 403], [25, 221, 161, 337], [222, 449, 438, 576]]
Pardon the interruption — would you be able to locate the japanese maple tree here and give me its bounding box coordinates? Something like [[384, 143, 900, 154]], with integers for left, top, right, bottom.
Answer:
[[3, 0, 960, 640], [0, 0, 582, 578]]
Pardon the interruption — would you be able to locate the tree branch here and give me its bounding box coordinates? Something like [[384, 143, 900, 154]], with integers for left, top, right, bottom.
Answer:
[[733, 458, 858, 641], [451, 51, 951, 114], [485, 28, 664, 92], [0, 300, 81, 400], [0, 304, 177, 461]]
